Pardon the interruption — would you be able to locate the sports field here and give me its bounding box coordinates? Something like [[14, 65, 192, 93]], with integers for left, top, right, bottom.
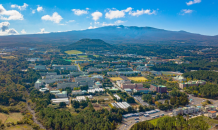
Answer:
[[127, 77, 147, 82], [65, 50, 82, 54], [110, 77, 123, 81]]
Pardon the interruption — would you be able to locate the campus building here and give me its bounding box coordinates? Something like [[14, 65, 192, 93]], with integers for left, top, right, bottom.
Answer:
[[179, 80, 206, 89], [150, 84, 167, 93], [52, 65, 78, 71]]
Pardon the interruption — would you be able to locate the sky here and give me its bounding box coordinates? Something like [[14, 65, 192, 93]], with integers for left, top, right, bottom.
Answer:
[[0, 0, 217, 36]]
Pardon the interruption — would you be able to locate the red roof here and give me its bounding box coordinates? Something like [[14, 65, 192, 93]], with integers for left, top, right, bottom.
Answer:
[[209, 111, 216, 114]]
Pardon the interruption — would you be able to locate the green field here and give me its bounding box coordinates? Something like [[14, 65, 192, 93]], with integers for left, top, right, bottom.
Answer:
[[78, 55, 87, 58], [6, 124, 32, 130], [65, 50, 82, 54]]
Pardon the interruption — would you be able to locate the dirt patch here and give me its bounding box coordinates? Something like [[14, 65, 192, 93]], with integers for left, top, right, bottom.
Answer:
[[0, 113, 8, 123]]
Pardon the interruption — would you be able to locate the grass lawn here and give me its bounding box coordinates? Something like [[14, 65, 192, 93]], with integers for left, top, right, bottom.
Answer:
[[127, 77, 147, 82], [110, 77, 123, 81], [149, 116, 167, 126], [1, 56, 15, 59], [93, 55, 99, 57], [0, 113, 8, 123], [5, 113, 23, 123], [65, 50, 82, 54], [5, 124, 33, 130], [78, 55, 87, 58]]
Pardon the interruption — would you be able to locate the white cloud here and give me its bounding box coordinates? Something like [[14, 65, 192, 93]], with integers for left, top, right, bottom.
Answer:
[[11, 3, 28, 10], [72, 9, 88, 15], [32, 10, 36, 14], [37, 28, 49, 34], [102, 22, 114, 26], [105, 7, 132, 19], [21, 29, 26, 34], [0, 22, 18, 35], [37, 6, 43, 12], [180, 9, 193, 15], [88, 26, 97, 29], [91, 11, 102, 21], [0, 4, 23, 20], [41, 12, 63, 23], [186, 0, 201, 5], [129, 9, 156, 16], [66, 20, 75, 23], [114, 20, 125, 24]]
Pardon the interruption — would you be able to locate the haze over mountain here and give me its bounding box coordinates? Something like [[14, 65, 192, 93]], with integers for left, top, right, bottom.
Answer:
[[0, 25, 218, 46]]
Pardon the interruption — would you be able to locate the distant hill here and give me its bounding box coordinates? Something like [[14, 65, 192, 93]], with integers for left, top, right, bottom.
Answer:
[[60, 39, 113, 51], [0, 25, 218, 46]]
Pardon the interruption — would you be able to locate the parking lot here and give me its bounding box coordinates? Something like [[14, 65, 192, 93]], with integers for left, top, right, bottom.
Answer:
[[118, 110, 170, 130], [133, 96, 149, 106], [188, 94, 218, 107]]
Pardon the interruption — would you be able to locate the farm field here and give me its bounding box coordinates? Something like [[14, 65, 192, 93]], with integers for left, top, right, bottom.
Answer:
[[127, 77, 147, 82], [5, 113, 23, 123], [0, 113, 8, 123], [5, 124, 33, 130], [78, 55, 87, 58], [110, 77, 123, 81], [65, 50, 82, 54]]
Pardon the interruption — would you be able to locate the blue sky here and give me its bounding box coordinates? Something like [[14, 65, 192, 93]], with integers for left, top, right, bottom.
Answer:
[[0, 0, 217, 35]]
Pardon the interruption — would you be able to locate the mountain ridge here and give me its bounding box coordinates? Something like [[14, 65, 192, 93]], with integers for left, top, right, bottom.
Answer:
[[0, 25, 217, 46]]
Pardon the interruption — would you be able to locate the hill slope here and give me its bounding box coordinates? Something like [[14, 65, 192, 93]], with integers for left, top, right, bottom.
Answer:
[[60, 39, 113, 51], [0, 25, 217, 46]]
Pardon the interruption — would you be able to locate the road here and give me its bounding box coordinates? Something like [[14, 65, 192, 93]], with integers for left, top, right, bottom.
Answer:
[[188, 94, 218, 107], [26, 101, 46, 130], [76, 64, 82, 72]]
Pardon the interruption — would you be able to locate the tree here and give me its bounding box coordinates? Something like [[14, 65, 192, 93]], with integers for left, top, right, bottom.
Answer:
[[139, 105, 144, 112], [59, 102, 66, 108]]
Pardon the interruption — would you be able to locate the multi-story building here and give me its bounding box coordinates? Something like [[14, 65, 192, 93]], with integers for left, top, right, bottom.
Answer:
[[179, 80, 206, 89], [208, 111, 217, 118], [121, 83, 143, 89], [34, 65, 47, 70], [150, 84, 167, 93], [133, 88, 150, 94], [52, 65, 78, 71]]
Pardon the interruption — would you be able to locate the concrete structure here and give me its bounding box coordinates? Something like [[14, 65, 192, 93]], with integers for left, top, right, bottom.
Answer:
[[117, 71, 141, 75], [121, 83, 143, 89], [173, 75, 186, 82], [34, 75, 70, 89], [51, 98, 69, 104], [39, 88, 49, 93], [55, 91, 67, 98], [34, 65, 47, 70], [173, 106, 201, 116], [208, 111, 217, 118], [88, 88, 104, 93], [133, 88, 151, 94], [72, 90, 85, 95], [52, 65, 77, 71], [116, 80, 131, 87], [150, 84, 167, 93], [111, 102, 131, 109], [150, 71, 162, 75], [136, 66, 150, 71], [57, 82, 78, 89], [70, 71, 85, 76], [179, 80, 206, 89]]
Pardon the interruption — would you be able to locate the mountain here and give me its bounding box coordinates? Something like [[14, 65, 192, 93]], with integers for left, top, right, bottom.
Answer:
[[59, 39, 113, 51], [0, 25, 218, 46]]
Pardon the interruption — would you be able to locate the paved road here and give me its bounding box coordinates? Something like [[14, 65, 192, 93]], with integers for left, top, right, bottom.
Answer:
[[26, 101, 46, 130], [76, 64, 82, 72], [188, 94, 218, 107]]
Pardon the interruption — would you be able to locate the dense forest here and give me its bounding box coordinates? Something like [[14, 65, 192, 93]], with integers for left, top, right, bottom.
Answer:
[[185, 84, 218, 99], [183, 70, 218, 83]]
